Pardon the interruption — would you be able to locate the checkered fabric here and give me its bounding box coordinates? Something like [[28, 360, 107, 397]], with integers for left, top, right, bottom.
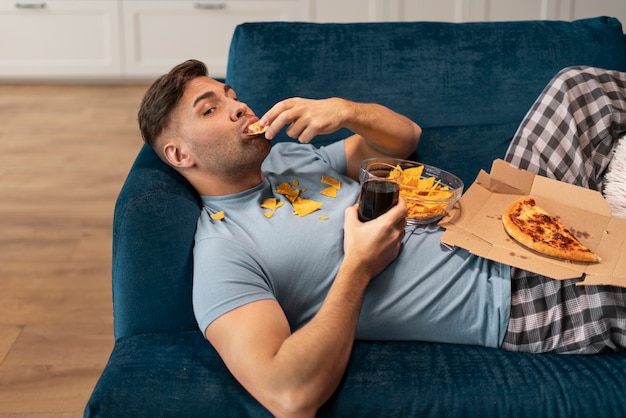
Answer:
[[501, 268, 626, 354], [505, 66, 626, 191], [502, 66, 626, 354]]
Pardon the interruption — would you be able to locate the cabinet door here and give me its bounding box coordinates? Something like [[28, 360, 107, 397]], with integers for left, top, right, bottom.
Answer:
[[123, 1, 307, 79], [0, 1, 121, 79]]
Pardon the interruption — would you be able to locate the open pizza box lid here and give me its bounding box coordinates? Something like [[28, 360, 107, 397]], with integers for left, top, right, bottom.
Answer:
[[440, 159, 626, 287]]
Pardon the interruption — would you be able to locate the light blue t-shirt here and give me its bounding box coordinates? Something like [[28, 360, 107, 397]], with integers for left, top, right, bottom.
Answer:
[[193, 141, 511, 348]]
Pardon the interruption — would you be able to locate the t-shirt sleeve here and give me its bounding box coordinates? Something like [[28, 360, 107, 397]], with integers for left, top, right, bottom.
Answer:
[[192, 234, 276, 335], [266, 141, 349, 177], [317, 140, 348, 175]]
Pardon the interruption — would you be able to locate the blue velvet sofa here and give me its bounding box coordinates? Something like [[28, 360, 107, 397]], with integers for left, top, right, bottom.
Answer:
[[86, 17, 626, 417]]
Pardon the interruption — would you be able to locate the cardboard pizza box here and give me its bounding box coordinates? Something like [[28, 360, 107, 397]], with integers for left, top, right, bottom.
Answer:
[[440, 159, 626, 287]]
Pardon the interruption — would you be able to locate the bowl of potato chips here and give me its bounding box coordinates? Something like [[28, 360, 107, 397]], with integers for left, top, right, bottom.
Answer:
[[359, 158, 464, 225]]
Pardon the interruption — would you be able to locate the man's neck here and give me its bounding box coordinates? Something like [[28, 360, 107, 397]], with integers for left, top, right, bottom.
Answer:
[[188, 170, 265, 197]]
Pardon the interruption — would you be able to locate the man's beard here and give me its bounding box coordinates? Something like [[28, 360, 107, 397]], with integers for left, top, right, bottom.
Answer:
[[198, 136, 272, 182]]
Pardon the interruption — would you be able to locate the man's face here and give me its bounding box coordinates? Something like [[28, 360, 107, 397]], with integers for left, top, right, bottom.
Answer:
[[167, 76, 271, 182]]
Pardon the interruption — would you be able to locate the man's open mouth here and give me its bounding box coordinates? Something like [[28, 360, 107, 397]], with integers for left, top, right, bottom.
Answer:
[[245, 120, 268, 135]]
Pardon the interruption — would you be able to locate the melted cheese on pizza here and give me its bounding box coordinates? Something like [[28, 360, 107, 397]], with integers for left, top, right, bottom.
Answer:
[[510, 200, 574, 246], [502, 196, 599, 263]]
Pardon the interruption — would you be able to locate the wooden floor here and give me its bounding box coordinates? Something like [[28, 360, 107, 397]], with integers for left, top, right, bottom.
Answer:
[[0, 83, 149, 417]]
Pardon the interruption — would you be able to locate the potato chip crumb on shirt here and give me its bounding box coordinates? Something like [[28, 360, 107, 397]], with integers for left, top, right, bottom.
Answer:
[[321, 175, 341, 190], [275, 182, 300, 203], [292, 198, 323, 217], [261, 197, 280, 211], [261, 197, 284, 218], [210, 211, 225, 221], [320, 186, 337, 198], [293, 179, 299, 186], [318, 215, 329, 220], [275, 181, 323, 217]]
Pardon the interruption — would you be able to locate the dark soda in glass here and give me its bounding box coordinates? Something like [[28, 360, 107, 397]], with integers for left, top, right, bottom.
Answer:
[[358, 180, 399, 222]]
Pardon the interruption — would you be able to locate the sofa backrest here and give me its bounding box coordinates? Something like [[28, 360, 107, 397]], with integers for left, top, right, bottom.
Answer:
[[112, 17, 626, 339], [226, 17, 626, 187]]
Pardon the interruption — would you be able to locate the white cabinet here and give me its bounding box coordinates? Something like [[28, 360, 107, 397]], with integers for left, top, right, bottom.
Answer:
[[0, 0, 308, 81], [122, 1, 308, 79], [0, 0, 624, 81], [0, 0, 121, 79]]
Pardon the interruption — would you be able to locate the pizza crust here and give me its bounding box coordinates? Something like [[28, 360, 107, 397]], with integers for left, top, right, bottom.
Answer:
[[502, 196, 600, 263]]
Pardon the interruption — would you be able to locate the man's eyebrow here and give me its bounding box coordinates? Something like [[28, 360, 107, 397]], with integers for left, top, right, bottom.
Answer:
[[192, 84, 234, 108], [192, 91, 214, 108]]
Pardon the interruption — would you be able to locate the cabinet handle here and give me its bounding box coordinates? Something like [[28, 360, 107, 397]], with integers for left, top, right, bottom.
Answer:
[[193, 3, 226, 10], [15, 2, 47, 8]]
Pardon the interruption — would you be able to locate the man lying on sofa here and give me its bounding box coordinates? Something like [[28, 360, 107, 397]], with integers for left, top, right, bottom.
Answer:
[[137, 59, 626, 418]]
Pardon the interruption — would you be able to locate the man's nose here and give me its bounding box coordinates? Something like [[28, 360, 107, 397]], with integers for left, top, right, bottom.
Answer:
[[232, 100, 251, 120]]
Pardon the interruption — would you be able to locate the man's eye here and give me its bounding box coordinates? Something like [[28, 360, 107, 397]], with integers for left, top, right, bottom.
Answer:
[[203, 108, 215, 116]]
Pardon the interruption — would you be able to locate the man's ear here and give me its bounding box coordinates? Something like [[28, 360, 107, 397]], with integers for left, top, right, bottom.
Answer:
[[163, 142, 194, 169]]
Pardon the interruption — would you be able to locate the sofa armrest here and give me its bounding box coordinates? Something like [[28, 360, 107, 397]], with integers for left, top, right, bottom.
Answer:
[[112, 144, 202, 339]]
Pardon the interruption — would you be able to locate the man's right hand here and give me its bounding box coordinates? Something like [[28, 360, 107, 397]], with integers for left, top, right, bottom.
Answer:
[[342, 198, 407, 282]]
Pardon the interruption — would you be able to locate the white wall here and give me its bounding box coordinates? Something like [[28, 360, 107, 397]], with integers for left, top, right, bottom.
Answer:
[[312, 0, 626, 26]]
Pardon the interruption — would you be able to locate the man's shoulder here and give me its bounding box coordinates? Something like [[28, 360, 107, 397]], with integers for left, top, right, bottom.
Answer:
[[269, 141, 316, 155], [265, 140, 345, 171]]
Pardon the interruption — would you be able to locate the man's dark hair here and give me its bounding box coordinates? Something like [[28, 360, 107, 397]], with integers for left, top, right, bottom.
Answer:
[[138, 59, 208, 148]]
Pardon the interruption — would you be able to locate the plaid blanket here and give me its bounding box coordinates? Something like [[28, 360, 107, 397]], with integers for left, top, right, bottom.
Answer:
[[502, 66, 626, 354], [505, 66, 626, 191]]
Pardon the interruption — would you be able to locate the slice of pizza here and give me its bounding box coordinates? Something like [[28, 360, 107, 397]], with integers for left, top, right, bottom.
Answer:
[[502, 196, 600, 263], [246, 120, 268, 135]]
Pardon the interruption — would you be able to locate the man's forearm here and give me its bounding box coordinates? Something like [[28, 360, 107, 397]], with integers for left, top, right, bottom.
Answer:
[[262, 202, 406, 416], [343, 100, 421, 158], [341, 100, 422, 180], [262, 261, 371, 417]]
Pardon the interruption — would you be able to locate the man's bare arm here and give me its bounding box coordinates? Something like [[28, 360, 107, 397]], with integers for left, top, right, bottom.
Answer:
[[260, 98, 421, 181], [205, 201, 407, 417], [340, 101, 421, 180]]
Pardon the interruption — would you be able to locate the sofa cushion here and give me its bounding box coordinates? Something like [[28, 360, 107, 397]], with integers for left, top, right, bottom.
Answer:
[[85, 332, 626, 417], [226, 17, 626, 187]]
